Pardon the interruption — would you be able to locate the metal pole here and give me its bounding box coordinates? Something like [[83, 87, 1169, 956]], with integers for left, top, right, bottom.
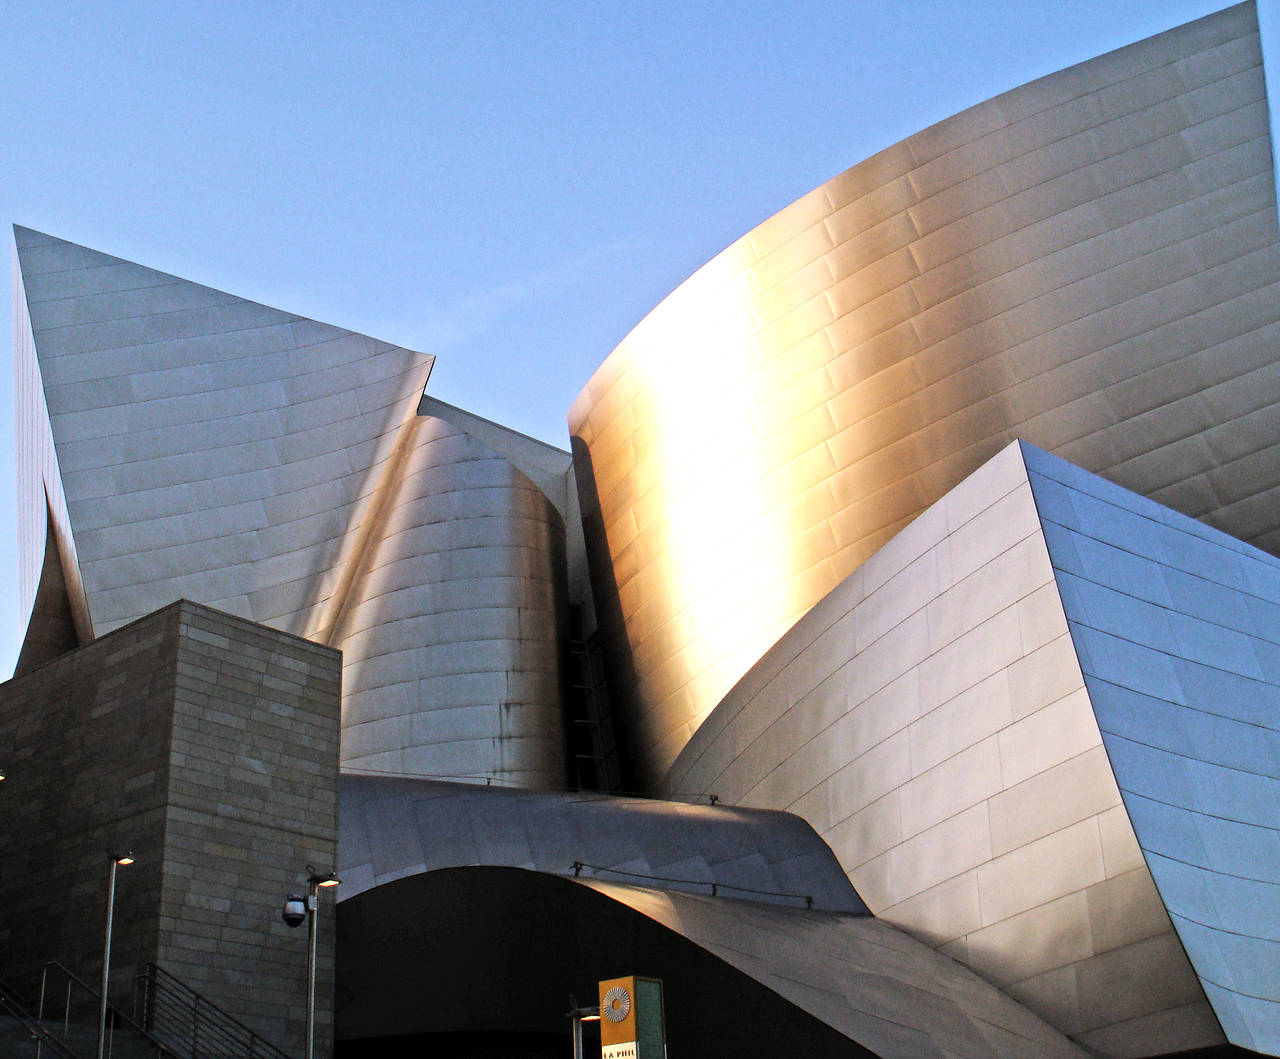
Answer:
[[571, 1012, 583, 1059], [35, 965, 47, 1059], [306, 877, 319, 1059], [96, 858, 118, 1059]]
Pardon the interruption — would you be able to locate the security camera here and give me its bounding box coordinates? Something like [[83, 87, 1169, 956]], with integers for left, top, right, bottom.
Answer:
[[281, 894, 308, 928]]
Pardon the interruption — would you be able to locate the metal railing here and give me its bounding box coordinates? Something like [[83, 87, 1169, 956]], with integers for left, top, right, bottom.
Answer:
[[37, 961, 178, 1058], [568, 859, 823, 909], [0, 972, 79, 1058], [134, 964, 292, 1059]]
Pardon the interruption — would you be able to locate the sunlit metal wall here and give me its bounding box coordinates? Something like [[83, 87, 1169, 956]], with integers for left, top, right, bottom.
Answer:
[[13, 229, 567, 785], [1026, 444, 1280, 1055], [664, 443, 1228, 1056], [569, 2, 1280, 784]]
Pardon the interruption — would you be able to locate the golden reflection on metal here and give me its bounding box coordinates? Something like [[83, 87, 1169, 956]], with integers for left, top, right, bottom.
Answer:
[[583, 254, 803, 774], [655, 272, 793, 671], [571, 0, 1280, 787]]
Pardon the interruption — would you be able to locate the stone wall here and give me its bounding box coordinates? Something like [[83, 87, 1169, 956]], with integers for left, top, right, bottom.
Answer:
[[0, 599, 341, 1056]]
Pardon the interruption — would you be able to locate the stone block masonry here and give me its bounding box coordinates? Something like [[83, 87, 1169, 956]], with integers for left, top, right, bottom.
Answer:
[[0, 599, 341, 1057]]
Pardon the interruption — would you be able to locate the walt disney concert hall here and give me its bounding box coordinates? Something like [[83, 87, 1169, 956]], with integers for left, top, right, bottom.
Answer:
[[3, 3, 1280, 1056]]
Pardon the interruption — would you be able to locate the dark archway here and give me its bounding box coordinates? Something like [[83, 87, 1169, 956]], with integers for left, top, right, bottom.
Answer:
[[336, 866, 873, 1058]]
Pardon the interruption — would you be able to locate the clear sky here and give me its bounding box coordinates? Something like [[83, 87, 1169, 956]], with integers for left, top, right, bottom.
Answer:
[[0, 0, 1271, 673]]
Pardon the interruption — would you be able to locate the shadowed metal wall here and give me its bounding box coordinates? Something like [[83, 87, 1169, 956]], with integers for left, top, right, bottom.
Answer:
[[337, 775, 865, 912], [1027, 445, 1280, 1054], [569, 2, 1280, 785]]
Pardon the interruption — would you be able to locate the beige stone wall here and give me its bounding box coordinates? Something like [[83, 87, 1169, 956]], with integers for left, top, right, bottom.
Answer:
[[161, 602, 342, 1056], [664, 443, 1222, 1056], [0, 604, 175, 999], [569, 2, 1280, 784], [0, 600, 342, 1057]]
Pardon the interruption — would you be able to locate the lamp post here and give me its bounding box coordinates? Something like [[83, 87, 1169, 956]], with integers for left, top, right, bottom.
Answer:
[[97, 851, 133, 1059], [565, 998, 600, 1059], [282, 866, 339, 1059]]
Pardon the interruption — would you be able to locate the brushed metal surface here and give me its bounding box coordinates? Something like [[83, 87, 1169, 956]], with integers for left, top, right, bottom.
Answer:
[[664, 442, 1230, 1055], [569, 3, 1280, 787], [14, 228, 567, 785]]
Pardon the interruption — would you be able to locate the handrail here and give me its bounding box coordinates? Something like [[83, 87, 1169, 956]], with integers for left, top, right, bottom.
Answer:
[[569, 859, 822, 909], [38, 961, 179, 1057], [135, 963, 294, 1059], [0, 973, 79, 1059], [0, 972, 36, 1011]]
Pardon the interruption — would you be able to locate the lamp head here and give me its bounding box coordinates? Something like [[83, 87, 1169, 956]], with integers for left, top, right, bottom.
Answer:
[[111, 851, 134, 867], [306, 866, 340, 888]]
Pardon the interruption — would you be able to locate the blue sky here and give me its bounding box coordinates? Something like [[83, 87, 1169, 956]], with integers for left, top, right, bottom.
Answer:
[[0, 0, 1269, 673]]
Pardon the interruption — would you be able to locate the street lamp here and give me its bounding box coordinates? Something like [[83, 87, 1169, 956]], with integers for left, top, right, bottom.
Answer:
[[282, 866, 339, 1059], [566, 997, 600, 1059], [97, 851, 134, 1059]]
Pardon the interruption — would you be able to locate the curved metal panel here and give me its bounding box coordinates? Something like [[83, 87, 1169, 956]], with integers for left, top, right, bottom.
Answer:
[[13, 226, 431, 643], [336, 414, 567, 785], [568, 2, 1280, 784], [664, 442, 1224, 1055], [13, 503, 80, 675], [580, 878, 1088, 1059], [338, 774, 865, 912], [12, 233, 91, 647], [1025, 443, 1280, 1054], [12, 229, 567, 784]]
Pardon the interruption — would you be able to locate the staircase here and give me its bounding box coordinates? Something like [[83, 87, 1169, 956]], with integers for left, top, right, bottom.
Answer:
[[0, 971, 79, 1058], [30, 962, 177, 1058], [134, 963, 292, 1059], [0, 961, 291, 1058]]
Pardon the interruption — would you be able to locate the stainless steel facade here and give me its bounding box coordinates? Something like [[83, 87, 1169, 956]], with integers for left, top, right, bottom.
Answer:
[[13, 227, 567, 786], [1027, 444, 1280, 1053], [338, 865, 1089, 1058], [664, 441, 1222, 1054], [665, 440, 1280, 1054], [569, 1, 1280, 786], [10, 3, 1280, 1056], [338, 774, 866, 912]]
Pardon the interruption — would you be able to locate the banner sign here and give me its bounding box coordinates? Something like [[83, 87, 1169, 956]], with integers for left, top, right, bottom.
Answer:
[[598, 976, 665, 1059]]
